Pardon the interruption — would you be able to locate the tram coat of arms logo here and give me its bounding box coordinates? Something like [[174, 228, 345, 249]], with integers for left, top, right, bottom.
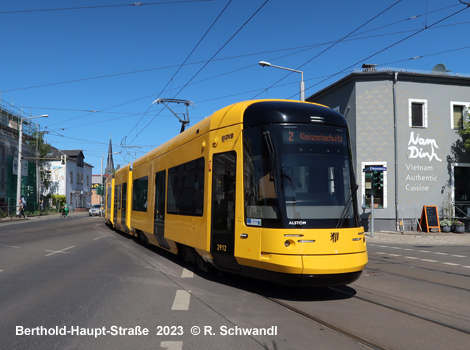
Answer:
[[330, 232, 339, 243]]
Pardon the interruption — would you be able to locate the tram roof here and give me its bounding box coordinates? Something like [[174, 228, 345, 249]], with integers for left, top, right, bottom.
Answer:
[[131, 99, 339, 168]]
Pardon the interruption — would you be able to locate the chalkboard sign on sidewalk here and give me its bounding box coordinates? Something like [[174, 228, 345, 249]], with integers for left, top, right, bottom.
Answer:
[[419, 205, 441, 233]]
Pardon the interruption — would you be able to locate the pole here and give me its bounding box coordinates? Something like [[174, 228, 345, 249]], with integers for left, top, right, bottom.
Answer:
[[16, 119, 23, 215], [100, 157, 103, 217], [393, 72, 399, 231], [370, 175, 375, 237], [300, 72, 305, 101]]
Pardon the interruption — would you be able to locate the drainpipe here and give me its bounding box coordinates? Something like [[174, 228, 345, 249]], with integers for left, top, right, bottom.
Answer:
[[393, 72, 399, 231]]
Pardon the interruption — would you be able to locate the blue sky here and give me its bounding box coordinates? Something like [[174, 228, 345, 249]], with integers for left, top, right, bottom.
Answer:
[[2, 0, 469, 173]]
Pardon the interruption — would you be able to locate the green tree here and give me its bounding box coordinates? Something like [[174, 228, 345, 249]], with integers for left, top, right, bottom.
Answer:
[[50, 194, 66, 209], [29, 131, 52, 192], [458, 119, 470, 151]]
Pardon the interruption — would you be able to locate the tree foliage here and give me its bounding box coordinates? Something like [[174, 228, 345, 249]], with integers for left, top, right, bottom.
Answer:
[[50, 194, 66, 208], [29, 131, 52, 192], [458, 119, 470, 152]]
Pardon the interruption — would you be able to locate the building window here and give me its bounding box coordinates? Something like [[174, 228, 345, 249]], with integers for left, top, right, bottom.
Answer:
[[409, 99, 427, 128], [450, 102, 469, 130], [70, 171, 73, 183], [362, 162, 387, 209]]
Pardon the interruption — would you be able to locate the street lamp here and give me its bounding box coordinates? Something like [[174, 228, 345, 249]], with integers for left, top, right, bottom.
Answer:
[[16, 114, 49, 215], [258, 61, 305, 101]]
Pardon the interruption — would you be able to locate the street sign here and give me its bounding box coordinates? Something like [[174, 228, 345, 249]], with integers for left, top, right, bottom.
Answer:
[[363, 166, 387, 172]]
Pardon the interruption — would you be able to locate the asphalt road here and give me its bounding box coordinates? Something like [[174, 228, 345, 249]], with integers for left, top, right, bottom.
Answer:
[[1, 213, 469, 349]]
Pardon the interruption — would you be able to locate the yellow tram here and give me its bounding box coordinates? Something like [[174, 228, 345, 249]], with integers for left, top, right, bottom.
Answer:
[[105, 100, 367, 286]]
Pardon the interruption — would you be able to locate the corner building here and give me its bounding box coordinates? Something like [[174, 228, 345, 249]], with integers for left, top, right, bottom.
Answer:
[[308, 66, 470, 231]]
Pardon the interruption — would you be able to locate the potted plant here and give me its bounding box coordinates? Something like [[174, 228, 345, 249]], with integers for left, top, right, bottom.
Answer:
[[440, 219, 452, 232], [452, 220, 465, 233]]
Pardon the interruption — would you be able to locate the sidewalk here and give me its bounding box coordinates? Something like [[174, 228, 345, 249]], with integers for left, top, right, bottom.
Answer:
[[366, 229, 470, 246], [0, 211, 90, 222]]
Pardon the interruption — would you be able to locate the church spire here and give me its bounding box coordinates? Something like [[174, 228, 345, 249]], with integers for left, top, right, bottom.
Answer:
[[105, 134, 114, 175]]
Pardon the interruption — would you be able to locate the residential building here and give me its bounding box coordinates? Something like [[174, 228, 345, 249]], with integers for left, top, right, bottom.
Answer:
[[0, 104, 41, 214], [41, 148, 93, 211], [308, 65, 470, 231]]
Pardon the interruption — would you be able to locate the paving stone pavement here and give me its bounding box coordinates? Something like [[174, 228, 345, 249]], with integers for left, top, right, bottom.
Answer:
[[366, 230, 470, 246]]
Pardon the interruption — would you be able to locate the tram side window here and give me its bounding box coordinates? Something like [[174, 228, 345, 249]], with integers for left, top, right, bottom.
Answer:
[[167, 157, 204, 216], [132, 176, 148, 212], [114, 184, 121, 216], [107, 184, 112, 209], [122, 182, 127, 218]]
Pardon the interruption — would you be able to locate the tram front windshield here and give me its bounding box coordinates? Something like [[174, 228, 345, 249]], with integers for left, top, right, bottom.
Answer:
[[243, 124, 357, 229]]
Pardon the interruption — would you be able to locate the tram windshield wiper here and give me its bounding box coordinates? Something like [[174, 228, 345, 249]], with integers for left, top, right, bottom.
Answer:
[[336, 184, 359, 228]]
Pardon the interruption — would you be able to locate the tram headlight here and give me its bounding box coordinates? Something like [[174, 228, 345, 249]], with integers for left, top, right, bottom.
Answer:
[[284, 240, 291, 247]]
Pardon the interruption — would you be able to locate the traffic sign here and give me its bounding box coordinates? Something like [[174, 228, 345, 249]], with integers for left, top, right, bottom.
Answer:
[[363, 166, 387, 172]]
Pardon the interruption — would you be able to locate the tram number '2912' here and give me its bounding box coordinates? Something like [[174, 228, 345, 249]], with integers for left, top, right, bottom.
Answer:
[[217, 244, 227, 252]]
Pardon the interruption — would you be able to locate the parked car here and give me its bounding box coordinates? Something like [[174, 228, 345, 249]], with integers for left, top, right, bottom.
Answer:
[[89, 204, 103, 216]]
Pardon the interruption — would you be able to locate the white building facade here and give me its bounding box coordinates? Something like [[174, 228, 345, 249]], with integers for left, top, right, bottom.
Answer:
[[42, 149, 93, 210]]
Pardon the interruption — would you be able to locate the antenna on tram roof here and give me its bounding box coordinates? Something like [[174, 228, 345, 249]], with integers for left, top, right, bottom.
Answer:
[[152, 98, 195, 133]]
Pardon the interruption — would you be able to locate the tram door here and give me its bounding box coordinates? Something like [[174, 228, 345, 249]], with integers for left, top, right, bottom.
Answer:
[[154, 170, 170, 249], [211, 151, 240, 271]]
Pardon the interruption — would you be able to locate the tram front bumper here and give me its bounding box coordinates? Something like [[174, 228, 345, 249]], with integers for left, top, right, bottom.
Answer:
[[260, 251, 368, 275]]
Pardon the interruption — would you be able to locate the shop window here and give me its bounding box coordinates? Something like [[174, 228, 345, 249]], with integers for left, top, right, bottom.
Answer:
[[453, 165, 470, 218], [409, 99, 427, 128]]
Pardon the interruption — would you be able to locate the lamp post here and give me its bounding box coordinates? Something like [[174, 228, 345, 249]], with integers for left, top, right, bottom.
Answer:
[[258, 61, 305, 101], [16, 114, 49, 215]]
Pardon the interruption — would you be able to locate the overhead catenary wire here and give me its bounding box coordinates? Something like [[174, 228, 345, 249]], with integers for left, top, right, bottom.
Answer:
[[9, 2, 469, 160], [0, 1, 215, 15], [3, 3, 466, 100], [252, 0, 403, 100], [125, 0, 271, 148], [291, 4, 470, 99], [121, 0, 235, 145]]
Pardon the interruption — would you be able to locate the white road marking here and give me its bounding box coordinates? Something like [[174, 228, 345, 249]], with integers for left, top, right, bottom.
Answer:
[[181, 268, 194, 278], [171, 290, 190, 311], [160, 341, 183, 350], [45, 246, 75, 257], [93, 235, 107, 240], [0, 244, 20, 248]]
